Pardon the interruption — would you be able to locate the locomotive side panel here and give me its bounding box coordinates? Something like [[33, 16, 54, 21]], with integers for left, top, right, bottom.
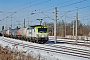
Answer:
[[26, 28, 32, 38]]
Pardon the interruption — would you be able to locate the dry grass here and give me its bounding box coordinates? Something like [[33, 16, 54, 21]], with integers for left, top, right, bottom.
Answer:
[[0, 45, 60, 60], [0, 45, 40, 60]]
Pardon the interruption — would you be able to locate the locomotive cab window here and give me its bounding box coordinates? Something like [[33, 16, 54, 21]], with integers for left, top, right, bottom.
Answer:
[[38, 28, 47, 33]]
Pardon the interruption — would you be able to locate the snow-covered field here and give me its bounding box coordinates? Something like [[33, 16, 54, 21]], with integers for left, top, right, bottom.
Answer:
[[0, 36, 90, 60]]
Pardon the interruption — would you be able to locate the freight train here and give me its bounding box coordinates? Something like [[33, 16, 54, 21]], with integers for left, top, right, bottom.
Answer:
[[4, 25, 49, 43]]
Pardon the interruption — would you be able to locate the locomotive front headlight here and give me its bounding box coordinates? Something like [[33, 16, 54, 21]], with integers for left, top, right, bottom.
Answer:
[[42, 35, 45, 37]]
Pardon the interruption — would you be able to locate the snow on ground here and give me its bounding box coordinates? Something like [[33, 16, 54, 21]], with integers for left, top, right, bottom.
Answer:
[[49, 36, 90, 50], [0, 36, 90, 60]]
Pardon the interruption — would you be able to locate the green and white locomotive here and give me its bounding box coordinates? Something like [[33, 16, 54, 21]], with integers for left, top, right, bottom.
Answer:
[[28, 25, 48, 43]]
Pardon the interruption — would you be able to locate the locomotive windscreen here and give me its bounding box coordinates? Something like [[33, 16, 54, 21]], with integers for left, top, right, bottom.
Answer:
[[38, 28, 47, 33]]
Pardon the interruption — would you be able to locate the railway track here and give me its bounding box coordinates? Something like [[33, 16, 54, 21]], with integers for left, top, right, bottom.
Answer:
[[1, 37, 90, 59], [49, 38, 90, 47]]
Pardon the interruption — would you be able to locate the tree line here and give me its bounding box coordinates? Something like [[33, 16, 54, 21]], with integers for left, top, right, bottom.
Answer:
[[43, 20, 90, 37]]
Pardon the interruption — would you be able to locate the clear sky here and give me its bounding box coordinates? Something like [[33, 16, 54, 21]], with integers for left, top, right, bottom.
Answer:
[[0, 0, 90, 30]]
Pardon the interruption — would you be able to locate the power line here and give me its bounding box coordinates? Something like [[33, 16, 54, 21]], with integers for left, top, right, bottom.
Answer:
[[12, 0, 74, 20], [58, 5, 90, 20], [58, 0, 88, 8], [41, 12, 53, 20], [1, 12, 17, 21], [2, 0, 38, 12], [41, 0, 87, 13], [79, 10, 90, 14], [35, 0, 88, 21], [15, 0, 52, 12], [69, 6, 90, 12], [0, 0, 51, 17], [14, 6, 90, 24], [2, 0, 89, 23], [0, 11, 8, 16], [41, 0, 74, 12], [67, 9, 90, 17], [1, 0, 52, 20], [4, 0, 85, 19], [12, 0, 72, 19]]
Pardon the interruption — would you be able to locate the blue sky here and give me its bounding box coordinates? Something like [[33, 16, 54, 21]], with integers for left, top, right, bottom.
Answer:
[[0, 0, 90, 30]]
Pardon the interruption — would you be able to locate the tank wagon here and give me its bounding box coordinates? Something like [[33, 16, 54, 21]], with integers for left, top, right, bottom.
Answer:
[[4, 25, 49, 43]]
